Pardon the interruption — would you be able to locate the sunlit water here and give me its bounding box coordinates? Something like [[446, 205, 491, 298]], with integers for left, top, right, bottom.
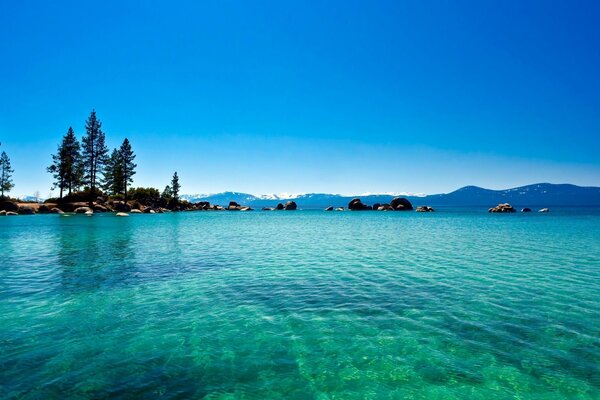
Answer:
[[1, 209, 599, 399]]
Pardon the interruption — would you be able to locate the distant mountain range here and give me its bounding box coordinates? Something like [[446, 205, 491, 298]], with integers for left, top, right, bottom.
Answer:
[[180, 183, 600, 208]]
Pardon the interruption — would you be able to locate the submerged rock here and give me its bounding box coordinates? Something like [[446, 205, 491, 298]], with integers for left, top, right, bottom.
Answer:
[[416, 206, 435, 212], [336, 207, 344, 211], [489, 203, 516, 213], [521, 208, 532, 212], [390, 197, 413, 211], [539, 208, 550, 213], [0, 210, 5, 216], [130, 209, 142, 214], [116, 212, 129, 217], [325, 206, 334, 211], [262, 207, 275, 211]]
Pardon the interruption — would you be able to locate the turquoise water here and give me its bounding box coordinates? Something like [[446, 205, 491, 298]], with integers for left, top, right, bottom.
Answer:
[[1, 209, 599, 399]]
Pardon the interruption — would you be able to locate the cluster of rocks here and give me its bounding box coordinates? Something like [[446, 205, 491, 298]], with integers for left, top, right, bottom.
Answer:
[[344, 197, 416, 211], [262, 201, 297, 211], [489, 204, 550, 213]]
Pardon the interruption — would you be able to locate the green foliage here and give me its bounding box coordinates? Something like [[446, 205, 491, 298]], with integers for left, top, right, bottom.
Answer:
[[47, 127, 84, 198], [161, 185, 173, 199], [82, 110, 109, 204], [0, 150, 14, 198], [119, 138, 136, 200], [103, 148, 125, 196], [129, 187, 160, 205], [171, 172, 180, 201]]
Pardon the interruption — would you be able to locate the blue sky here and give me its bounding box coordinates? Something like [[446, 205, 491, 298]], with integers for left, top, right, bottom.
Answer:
[[1, 1, 599, 197]]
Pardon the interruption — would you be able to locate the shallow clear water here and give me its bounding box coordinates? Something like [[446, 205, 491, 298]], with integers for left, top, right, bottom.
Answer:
[[1, 209, 599, 399]]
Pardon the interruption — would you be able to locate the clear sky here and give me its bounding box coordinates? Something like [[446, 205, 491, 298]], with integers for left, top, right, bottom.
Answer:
[[1, 1, 599, 197]]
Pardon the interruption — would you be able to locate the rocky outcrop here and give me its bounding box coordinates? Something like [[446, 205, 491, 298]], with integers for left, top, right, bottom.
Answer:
[[325, 206, 334, 211], [74, 206, 93, 214], [284, 201, 297, 210], [416, 206, 434, 212], [521, 208, 532, 212], [18, 206, 35, 215], [348, 198, 370, 210], [0, 201, 18, 212], [275, 203, 284, 210], [390, 197, 413, 211], [112, 201, 131, 212], [489, 203, 516, 213]]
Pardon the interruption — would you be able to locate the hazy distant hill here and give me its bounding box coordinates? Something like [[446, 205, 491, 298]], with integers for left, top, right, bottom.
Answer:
[[181, 183, 600, 208]]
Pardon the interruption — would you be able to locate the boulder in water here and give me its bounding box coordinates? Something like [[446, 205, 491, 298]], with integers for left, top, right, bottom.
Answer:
[[390, 197, 413, 211], [538, 208, 549, 213], [116, 212, 129, 217], [74, 206, 93, 214], [50, 207, 64, 214], [489, 203, 516, 213], [348, 198, 369, 211], [275, 203, 284, 210], [521, 208, 532, 212], [325, 206, 334, 211], [284, 201, 297, 210]]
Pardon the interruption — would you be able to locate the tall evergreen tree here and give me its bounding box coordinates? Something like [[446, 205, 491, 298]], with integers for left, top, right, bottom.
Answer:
[[82, 110, 108, 205], [0, 151, 14, 199], [103, 149, 124, 196], [171, 172, 180, 202], [48, 127, 83, 198], [119, 138, 136, 201]]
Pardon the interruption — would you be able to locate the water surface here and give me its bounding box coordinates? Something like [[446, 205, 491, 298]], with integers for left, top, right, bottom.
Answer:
[[1, 209, 599, 398]]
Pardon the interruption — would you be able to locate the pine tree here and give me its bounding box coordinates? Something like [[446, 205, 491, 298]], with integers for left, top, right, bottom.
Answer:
[[103, 149, 124, 196], [48, 127, 83, 198], [0, 151, 14, 199], [171, 172, 180, 202], [82, 110, 108, 205], [119, 138, 136, 201], [161, 185, 173, 199]]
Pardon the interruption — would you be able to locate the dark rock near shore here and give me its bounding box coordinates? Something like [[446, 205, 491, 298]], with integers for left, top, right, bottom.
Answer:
[[377, 204, 392, 211], [0, 201, 18, 212], [284, 201, 297, 210], [94, 204, 110, 213], [325, 206, 334, 211], [112, 201, 131, 212], [390, 197, 413, 211], [489, 203, 516, 213], [74, 206, 93, 214], [18, 206, 35, 215], [50, 207, 64, 214], [521, 208, 532, 212], [275, 203, 284, 210], [38, 205, 50, 214]]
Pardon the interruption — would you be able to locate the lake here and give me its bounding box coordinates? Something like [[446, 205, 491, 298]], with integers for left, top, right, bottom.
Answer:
[[1, 209, 599, 399]]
